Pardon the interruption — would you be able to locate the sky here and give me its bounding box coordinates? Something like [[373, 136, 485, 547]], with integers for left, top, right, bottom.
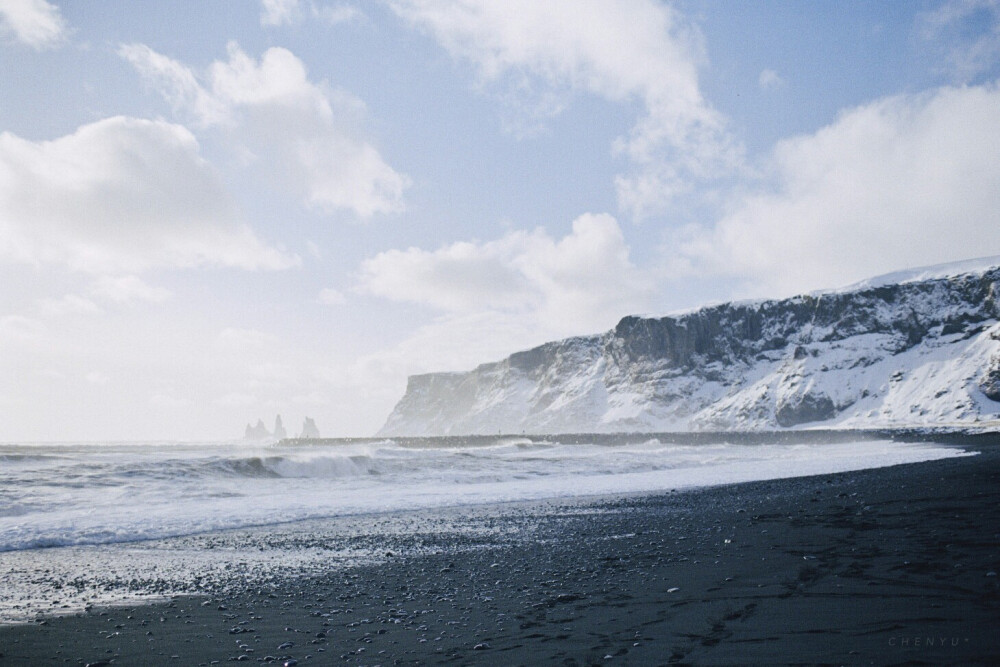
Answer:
[[1, 0, 999, 441]]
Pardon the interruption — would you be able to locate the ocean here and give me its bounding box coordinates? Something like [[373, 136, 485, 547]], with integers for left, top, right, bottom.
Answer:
[[0, 434, 974, 622], [0, 434, 972, 553]]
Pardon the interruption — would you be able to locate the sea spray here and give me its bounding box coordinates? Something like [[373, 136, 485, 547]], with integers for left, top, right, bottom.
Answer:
[[0, 435, 971, 553]]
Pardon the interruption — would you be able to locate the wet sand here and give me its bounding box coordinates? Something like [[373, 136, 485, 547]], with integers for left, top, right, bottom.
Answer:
[[2, 443, 998, 666]]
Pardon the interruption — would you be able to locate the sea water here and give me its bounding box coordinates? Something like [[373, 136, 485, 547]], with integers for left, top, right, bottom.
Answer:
[[0, 434, 977, 621], [0, 434, 972, 553]]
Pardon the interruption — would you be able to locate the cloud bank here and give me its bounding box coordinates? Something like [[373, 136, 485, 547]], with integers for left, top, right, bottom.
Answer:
[[677, 82, 1000, 296], [0, 0, 66, 49], [121, 42, 408, 218], [388, 0, 739, 219], [0, 116, 296, 273], [920, 0, 1000, 82], [260, 0, 301, 26], [260, 0, 360, 27], [360, 213, 650, 331]]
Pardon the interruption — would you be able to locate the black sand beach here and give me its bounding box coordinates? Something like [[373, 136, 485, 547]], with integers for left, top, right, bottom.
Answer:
[[2, 441, 998, 666]]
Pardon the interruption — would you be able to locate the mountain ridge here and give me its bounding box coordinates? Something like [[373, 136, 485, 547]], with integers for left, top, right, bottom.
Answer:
[[378, 261, 1000, 436]]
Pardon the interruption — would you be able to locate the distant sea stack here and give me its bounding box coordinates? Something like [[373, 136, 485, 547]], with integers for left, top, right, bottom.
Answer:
[[273, 415, 287, 440], [299, 417, 321, 439], [243, 415, 320, 441], [244, 419, 271, 440], [379, 259, 1000, 436]]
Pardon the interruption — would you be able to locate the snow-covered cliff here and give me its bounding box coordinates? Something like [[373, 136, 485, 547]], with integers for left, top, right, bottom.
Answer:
[[378, 260, 1000, 435]]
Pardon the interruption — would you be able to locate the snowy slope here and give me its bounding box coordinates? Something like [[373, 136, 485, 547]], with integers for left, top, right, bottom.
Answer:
[[378, 262, 1000, 436]]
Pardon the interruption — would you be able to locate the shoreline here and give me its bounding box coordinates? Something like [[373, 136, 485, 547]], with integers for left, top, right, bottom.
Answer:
[[280, 426, 1000, 447], [2, 445, 998, 665]]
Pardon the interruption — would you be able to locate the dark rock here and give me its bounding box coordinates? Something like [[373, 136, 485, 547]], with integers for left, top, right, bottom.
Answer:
[[244, 419, 270, 441], [273, 415, 287, 440], [299, 417, 320, 439], [775, 392, 837, 427], [979, 356, 1000, 401]]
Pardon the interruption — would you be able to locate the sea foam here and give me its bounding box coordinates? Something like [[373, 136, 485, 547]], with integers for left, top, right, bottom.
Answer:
[[0, 436, 972, 552]]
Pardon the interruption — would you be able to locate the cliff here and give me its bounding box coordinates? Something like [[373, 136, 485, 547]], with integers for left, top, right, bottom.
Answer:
[[378, 259, 1000, 435]]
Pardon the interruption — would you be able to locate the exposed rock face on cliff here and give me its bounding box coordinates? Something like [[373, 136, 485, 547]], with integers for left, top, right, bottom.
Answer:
[[379, 260, 1000, 436]]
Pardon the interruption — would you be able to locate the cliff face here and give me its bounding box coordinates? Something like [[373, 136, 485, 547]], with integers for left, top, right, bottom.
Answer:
[[378, 263, 1000, 436]]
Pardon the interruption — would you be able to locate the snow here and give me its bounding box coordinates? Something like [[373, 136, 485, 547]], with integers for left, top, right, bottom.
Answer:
[[837, 255, 1000, 292], [379, 261, 1000, 435]]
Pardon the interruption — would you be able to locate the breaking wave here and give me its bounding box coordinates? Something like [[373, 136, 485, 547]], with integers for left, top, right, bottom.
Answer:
[[0, 435, 972, 552]]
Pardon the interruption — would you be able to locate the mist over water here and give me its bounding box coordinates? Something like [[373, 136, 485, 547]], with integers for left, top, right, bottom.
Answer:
[[0, 435, 971, 552]]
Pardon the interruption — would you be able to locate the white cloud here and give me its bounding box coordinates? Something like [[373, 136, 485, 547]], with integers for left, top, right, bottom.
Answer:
[[353, 214, 651, 418], [920, 0, 1000, 82], [677, 82, 1000, 296], [214, 392, 259, 408], [317, 287, 347, 304], [149, 393, 190, 409], [216, 327, 276, 351], [261, 0, 301, 26], [0, 0, 67, 49], [0, 116, 298, 273], [121, 41, 408, 218], [0, 314, 45, 342], [345, 313, 540, 402], [315, 3, 361, 25], [291, 391, 328, 406], [248, 361, 297, 384], [758, 68, 785, 90], [38, 294, 100, 317], [90, 275, 172, 304], [261, 0, 360, 27], [86, 371, 110, 386], [118, 44, 228, 125], [388, 0, 739, 218], [359, 212, 652, 336]]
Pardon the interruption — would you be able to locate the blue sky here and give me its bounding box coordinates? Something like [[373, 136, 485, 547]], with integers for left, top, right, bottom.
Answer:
[[1, 0, 999, 440]]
